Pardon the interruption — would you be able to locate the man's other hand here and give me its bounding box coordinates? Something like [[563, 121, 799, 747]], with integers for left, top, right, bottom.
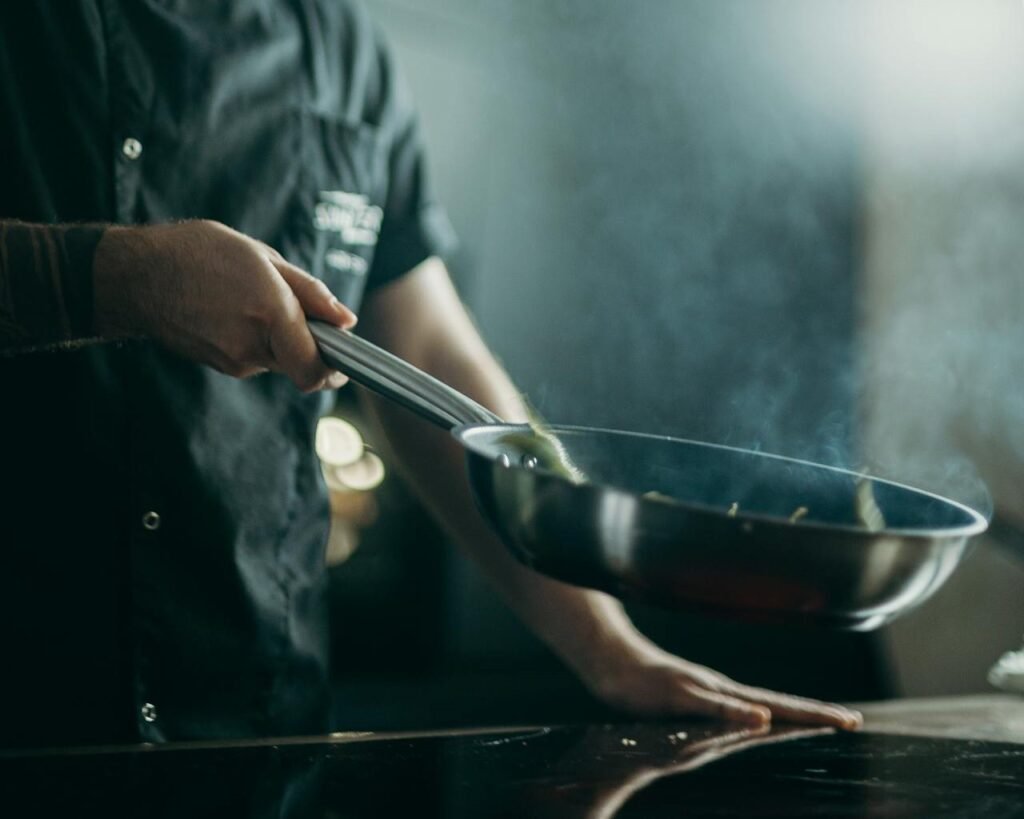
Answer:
[[582, 636, 864, 730], [94, 220, 356, 392]]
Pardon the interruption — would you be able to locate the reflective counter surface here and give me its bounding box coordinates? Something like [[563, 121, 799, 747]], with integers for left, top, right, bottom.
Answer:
[[2, 697, 1023, 818]]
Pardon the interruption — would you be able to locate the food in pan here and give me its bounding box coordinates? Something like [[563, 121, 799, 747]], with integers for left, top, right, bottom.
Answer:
[[496, 407, 586, 484], [854, 473, 886, 532], [496, 427, 584, 483], [498, 409, 889, 536]]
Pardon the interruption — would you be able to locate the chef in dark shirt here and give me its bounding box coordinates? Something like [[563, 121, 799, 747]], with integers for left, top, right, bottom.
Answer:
[[0, 1, 861, 749]]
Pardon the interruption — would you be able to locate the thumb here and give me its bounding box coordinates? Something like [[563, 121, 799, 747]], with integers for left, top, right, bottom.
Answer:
[[272, 258, 358, 329]]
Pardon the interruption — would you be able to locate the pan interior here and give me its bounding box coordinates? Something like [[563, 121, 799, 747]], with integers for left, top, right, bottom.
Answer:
[[457, 425, 984, 535]]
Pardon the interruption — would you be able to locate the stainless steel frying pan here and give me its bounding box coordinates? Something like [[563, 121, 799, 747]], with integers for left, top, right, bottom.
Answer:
[[310, 321, 988, 631]]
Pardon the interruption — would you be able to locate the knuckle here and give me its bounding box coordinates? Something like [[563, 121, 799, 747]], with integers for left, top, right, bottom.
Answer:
[[667, 684, 701, 710], [224, 339, 256, 368], [717, 699, 740, 717], [272, 288, 303, 318], [194, 217, 226, 236], [253, 298, 286, 330], [291, 276, 322, 303], [257, 239, 282, 258], [264, 307, 298, 341]]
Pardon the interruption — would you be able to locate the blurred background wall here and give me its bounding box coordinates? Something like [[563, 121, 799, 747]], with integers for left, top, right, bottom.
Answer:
[[329, 0, 1024, 725], [857, 0, 1024, 694]]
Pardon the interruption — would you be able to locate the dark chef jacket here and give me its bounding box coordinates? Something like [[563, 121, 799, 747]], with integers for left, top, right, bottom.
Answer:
[[0, 1, 454, 749]]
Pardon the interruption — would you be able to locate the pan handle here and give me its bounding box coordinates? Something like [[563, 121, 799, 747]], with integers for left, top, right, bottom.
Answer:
[[308, 320, 502, 431]]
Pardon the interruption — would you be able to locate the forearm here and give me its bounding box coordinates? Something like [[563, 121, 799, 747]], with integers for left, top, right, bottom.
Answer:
[[357, 261, 864, 728], [0, 220, 107, 354], [359, 342, 647, 684]]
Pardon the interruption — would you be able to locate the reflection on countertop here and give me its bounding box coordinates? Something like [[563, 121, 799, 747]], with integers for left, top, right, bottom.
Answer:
[[2, 696, 1023, 818]]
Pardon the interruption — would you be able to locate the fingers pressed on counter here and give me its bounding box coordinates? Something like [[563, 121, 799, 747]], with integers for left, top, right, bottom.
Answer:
[[724, 684, 864, 730], [760, 699, 862, 730], [681, 687, 773, 726]]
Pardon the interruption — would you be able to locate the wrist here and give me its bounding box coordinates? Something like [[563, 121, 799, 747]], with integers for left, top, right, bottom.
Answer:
[[93, 224, 161, 339], [544, 591, 653, 682]]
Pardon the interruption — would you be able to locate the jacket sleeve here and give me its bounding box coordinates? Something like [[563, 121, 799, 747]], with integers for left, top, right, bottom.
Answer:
[[0, 220, 106, 354], [361, 27, 457, 293]]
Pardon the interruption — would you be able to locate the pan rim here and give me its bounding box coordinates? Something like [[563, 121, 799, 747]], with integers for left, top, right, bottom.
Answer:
[[453, 422, 990, 541]]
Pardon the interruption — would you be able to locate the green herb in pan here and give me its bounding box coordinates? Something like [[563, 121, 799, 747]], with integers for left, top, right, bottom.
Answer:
[[789, 506, 809, 523], [855, 473, 886, 532], [495, 405, 586, 484]]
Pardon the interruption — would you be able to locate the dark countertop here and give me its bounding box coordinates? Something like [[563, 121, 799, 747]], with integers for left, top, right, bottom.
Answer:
[[859, 694, 1024, 745], [1, 695, 1022, 818]]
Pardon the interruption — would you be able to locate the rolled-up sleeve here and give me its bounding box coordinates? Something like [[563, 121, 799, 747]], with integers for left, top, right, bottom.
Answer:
[[0, 221, 106, 353], [363, 34, 458, 292]]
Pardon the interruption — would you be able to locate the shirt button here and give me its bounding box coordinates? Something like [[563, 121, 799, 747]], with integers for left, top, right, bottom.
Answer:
[[141, 702, 158, 723], [121, 137, 143, 160], [142, 511, 161, 531]]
